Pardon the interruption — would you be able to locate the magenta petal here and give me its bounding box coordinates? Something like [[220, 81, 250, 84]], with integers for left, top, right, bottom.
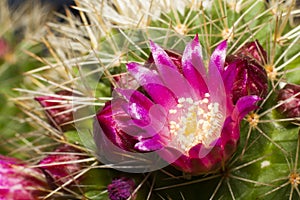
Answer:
[[145, 84, 178, 108], [219, 118, 240, 161], [116, 88, 167, 137], [149, 40, 177, 70], [219, 117, 240, 148], [182, 35, 209, 97], [157, 65, 197, 98], [96, 100, 139, 151], [233, 95, 261, 121], [127, 62, 177, 108], [116, 88, 153, 121], [134, 134, 164, 152], [127, 62, 163, 86], [150, 41, 196, 99], [34, 91, 74, 131], [182, 35, 207, 78], [169, 145, 223, 175], [207, 41, 228, 112], [209, 40, 227, 73]]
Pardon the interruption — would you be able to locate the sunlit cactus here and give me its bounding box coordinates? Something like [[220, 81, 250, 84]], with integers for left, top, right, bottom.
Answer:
[[6, 0, 300, 199]]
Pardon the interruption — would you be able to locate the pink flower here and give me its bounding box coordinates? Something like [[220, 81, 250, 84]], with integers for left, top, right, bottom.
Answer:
[[94, 35, 260, 175], [0, 155, 47, 200], [35, 90, 74, 131]]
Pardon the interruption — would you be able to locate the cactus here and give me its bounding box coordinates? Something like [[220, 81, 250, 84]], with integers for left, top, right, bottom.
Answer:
[[6, 0, 300, 199]]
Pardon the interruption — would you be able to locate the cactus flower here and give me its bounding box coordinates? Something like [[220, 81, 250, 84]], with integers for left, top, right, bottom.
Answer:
[[225, 41, 268, 104], [39, 145, 84, 187], [277, 84, 300, 119], [35, 90, 74, 131], [107, 177, 136, 200], [94, 35, 260, 175], [0, 155, 47, 200]]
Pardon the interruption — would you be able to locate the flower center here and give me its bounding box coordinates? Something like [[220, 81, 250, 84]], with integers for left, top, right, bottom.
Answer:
[[168, 93, 223, 153]]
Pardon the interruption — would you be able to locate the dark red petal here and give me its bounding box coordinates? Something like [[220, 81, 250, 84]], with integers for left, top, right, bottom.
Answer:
[[236, 40, 267, 65], [277, 84, 300, 119], [225, 55, 268, 104]]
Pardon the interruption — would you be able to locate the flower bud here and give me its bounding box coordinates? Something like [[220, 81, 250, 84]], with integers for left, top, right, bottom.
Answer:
[[277, 84, 300, 119], [0, 155, 47, 200], [107, 177, 136, 200], [225, 55, 268, 104], [236, 40, 267, 65], [39, 145, 84, 188], [225, 40, 268, 104], [35, 90, 74, 131]]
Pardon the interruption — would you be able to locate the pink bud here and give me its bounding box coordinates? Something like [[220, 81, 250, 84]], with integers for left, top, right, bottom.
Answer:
[[39, 145, 84, 187], [0, 155, 47, 200], [35, 90, 74, 131]]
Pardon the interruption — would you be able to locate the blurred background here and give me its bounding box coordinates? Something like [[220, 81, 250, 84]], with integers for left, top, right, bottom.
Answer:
[[0, 0, 76, 155]]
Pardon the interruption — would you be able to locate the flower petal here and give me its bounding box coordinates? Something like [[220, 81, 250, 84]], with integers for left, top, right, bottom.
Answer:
[[127, 62, 163, 86], [207, 41, 228, 116], [219, 117, 240, 161], [182, 35, 207, 78], [209, 40, 227, 73], [149, 40, 177, 70], [116, 88, 167, 137], [0, 155, 47, 199], [233, 95, 261, 121], [116, 88, 154, 122], [182, 35, 209, 97], [127, 62, 177, 108], [95, 100, 139, 151], [135, 134, 164, 152], [150, 41, 197, 99]]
